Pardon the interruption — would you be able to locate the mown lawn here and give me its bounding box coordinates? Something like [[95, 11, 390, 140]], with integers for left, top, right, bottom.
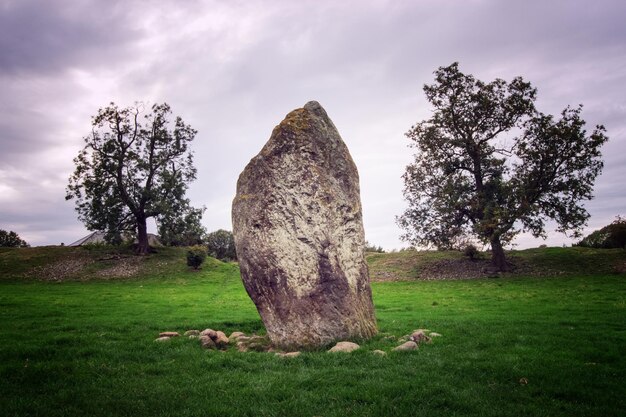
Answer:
[[0, 257, 625, 416]]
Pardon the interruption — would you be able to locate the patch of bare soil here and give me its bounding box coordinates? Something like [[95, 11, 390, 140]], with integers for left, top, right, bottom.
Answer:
[[27, 257, 94, 281], [25, 253, 146, 281], [95, 255, 143, 279]]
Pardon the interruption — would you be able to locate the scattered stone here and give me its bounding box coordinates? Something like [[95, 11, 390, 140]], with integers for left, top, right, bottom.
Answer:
[[200, 329, 217, 339], [236, 341, 248, 352], [188, 335, 199, 339], [247, 342, 268, 352], [229, 332, 246, 342], [248, 335, 267, 343], [232, 101, 377, 349], [429, 332, 442, 337], [214, 331, 229, 348], [159, 332, 180, 338], [410, 330, 431, 344], [200, 335, 216, 349], [275, 351, 301, 357], [155, 336, 171, 342], [328, 341, 360, 353], [184, 330, 200, 336], [393, 341, 418, 351], [372, 350, 387, 356]]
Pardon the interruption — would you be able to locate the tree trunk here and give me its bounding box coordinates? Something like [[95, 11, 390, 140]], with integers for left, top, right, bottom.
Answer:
[[490, 236, 509, 272], [136, 216, 149, 255]]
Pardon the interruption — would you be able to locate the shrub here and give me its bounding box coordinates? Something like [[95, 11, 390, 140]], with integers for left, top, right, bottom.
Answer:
[[206, 230, 237, 261], [463, 244, 480, 261], [186, 246, 207, 269]]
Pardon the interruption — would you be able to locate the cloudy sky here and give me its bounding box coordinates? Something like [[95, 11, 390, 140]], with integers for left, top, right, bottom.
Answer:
[[1, 0, 625, 249]]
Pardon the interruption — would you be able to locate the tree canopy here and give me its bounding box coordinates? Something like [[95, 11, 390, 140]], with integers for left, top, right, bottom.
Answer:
[[158, 206, 207, 247], [66, 102, 201, 254], [398, 63, 608, 270], [576, 216, 626, 249], [205, 229, 237, 261], [0, 230, 29, 248]]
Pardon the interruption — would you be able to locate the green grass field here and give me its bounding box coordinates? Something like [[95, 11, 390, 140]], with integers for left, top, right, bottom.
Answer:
[[0, 247, 625, 416]]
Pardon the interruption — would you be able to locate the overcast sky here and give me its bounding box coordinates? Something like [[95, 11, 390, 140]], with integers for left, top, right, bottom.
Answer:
[[1, 0, 625, 249]]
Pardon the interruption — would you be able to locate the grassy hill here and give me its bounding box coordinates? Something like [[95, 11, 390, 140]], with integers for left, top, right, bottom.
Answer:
[[0, 245, 624, 416], [366, 246, 626, 281], [2, 244, 624, 282]]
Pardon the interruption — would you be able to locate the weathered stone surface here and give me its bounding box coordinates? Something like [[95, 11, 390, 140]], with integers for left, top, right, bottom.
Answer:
[[232, 101, 377, 349], [393, 341, 418, 351], [328, 341, 360, 353]]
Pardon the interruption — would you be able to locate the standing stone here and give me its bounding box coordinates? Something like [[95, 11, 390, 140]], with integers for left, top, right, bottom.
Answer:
[[232, 101, 377, 349]]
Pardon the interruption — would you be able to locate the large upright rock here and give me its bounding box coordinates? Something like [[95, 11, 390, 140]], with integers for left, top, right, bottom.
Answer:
[[232, 101, 377, 349]]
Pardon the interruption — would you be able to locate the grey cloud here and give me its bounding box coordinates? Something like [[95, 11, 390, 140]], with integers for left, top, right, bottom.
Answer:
[[1, 0, 625, 248], [0, 0, 142, 76]]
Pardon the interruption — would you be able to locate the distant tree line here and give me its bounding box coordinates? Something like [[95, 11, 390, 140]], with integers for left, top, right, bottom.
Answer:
[[0, 230, 29, 248], [575, 217, 626, 249]]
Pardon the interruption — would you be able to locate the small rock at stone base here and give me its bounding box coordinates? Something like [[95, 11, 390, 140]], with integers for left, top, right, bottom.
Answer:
[[429, 332, 442, 337], [328, 341, 360, 353], [236, 341, 248, 352], [155, 337, 171, 342], [275, 351, 301, 357], [200, 329, 217, 339], [214, 331, 230, 348], [410, 330, 431, 344], [188, 335, 199, 339], [184, 330, 200, 336], [247, 342, 268, 352], [159, 332, 180, 338], [249, 335, 267, 342], [393, 341, 418, 351], [372, 350, 387, 356], [200, 335, 216, 349], [229, 332, 246, 342]]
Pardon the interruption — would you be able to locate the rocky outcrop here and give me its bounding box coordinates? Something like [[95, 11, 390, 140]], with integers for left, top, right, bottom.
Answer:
[[232, 101, 377, 349]]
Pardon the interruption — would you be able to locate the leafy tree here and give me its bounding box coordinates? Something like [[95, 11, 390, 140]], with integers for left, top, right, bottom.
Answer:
[[206, 229, 237, 261], [0, 230, 29, 247], [159, 206, 207, 246], [576, 216, 626, 249], [66, 102, 199, 255], [398, 63, 608, 271]]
